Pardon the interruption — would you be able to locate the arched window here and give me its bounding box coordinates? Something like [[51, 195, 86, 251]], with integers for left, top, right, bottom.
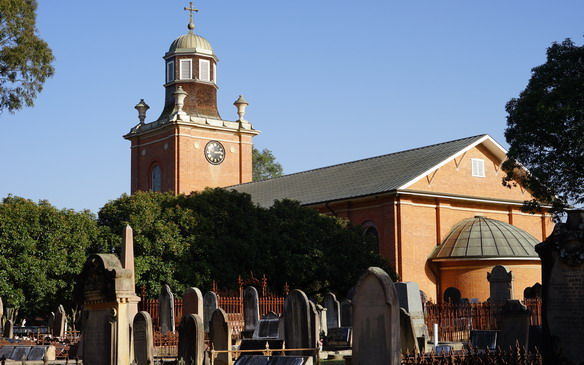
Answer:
[[363, 224, 380, 253], [151, 164, 161, 192]]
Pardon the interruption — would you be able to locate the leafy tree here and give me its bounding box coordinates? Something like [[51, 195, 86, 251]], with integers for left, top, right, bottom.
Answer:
[[0, 0, 54, 113], [252, 147, 283, 181], [0, 196, 101, 317], [503, 39, 584, 216]]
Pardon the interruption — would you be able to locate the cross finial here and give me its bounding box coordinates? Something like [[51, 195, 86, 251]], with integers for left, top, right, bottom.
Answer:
[[184, 1, 198, 31]]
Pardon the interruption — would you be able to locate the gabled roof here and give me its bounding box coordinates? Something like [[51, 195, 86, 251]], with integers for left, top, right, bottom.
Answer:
[[231, 134, 507, 208]]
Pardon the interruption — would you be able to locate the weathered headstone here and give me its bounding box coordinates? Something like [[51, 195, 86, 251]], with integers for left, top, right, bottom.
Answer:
[[47, 312, 55, 336], [210, 308, 231, 365], [443, 287, 461, 304], [159, 284, 175, 334], [75, 254, 138, 365], [487, 265, 514, 303], [10, 346, 31, 361], [133, 311, 154, 365], [178, 313, 204, 365], [284, 289, 313, 358], [394, 282, 428, 351], [308, 301, 320, 358], [54, 305, 66, 337], [243, 286, 260, 337], [470, 330, 498, 350], [497, 300, 530, 350], [183, 287, 204, 318], [2, 319, 13, 338], [537, 211, 584, 364], [523, 283, 542, 299], [323, 293, 340, 329], [315, 304, 327, 337], [352, 267, 400, 365], [203, 291, 218, 333], [339, 299, 352, 327], [325, 327, 351, 348], [27, 346, 52, 361], [252, 318, 280, 339], [399, 308, 418, 353]]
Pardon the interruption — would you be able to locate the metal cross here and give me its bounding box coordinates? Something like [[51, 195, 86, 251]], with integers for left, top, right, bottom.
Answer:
[[184, 1, 198, 28]]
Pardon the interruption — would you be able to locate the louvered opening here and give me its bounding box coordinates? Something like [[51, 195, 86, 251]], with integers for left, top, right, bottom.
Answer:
[[180, 59, 192, 80], [471, 158, 485, 177], [199, 59, 210, 81], [166, 61, 175, 83]]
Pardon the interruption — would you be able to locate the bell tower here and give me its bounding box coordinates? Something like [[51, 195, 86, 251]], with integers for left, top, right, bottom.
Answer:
[[124, 3, 259, 194]]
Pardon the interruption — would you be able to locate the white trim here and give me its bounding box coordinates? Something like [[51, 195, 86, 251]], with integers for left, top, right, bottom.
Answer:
[[213, 62, 217, 84], [199, 59, 210, 81], [130, 134, 253, 149], [179, 59, 192, 80], [471, 158, 486, 177], [166, 60, 175, 83], [399, 135, 508, 190]]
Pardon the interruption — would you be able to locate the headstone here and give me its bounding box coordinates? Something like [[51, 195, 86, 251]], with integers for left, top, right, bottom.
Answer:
[[10, 346, 31, 361], [308, 301, 320, 357], [487, 265, 514, 303], [443, 287, 461, 304], [3, 319, 13, 338], [75, 254, 139, 365], [54, 305, 66, 337], [537, 211, 584, 364], [325, 327, 351, 348], [27, 346, 53, 361], [523, 283, 543, 299], [243, 286, 260, 336], [323, 293, 340, 329], [121, 225, 140, 322], [469, 330, 498, 350], [47, 312, 55, 336], [399, 308, 418, 353], [203, 291, 218, 333], [183, 287, 204, 318], [315, 304, 327, 337], [339, 299, 352, 327], [210, 308, 231, 365], [497, 300, 530, 350], [159, 284, 175, 334], [178, 313, 204, 365], [252, 318, 280, 339], [283, 289, 313, 358], [434, 345, 452, 354], [394, 282, 428, 351], [352, 267, 400, 365], [133, 311, 154, 365]]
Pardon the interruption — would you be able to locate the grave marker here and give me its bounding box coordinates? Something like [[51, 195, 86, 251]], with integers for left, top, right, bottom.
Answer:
[[284, 289, 313, 358], [210, 308, 232, 365], [443, 287, 461, 304], [54, 305, 66, 337], [487, 265, 514, 303], [183, 287, 204, 317], [203, 291, 218, 333], [133, 311, 154, 365], [323, 293, 340, 329], [339, 299, 352, 327], [497, 300, 530, 350], [243, 286, 260, 337], [178, 314, 204, 365], [470, 330, 498, 350], [3, 319, 13, 338], [352, 267, 400, 365], [394, 282, 428, 352], [159, 284, 175, 334], [399, 308, 418, 353]]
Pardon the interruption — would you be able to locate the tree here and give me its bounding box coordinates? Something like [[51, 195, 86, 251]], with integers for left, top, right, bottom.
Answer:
[[252, 147, 283, 181], [503, 38, 584, 216], [0, 196, 101, 318], [0, 0, 54, 113]]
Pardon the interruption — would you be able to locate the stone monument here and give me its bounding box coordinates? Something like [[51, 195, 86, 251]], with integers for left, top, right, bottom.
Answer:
[[203, 291, 218, 333], [133, 311, 154, 365], [178, 314, 205, 365], [121, 225, 140, 323], [284, 289, 314, 358], [352, 267, 400, 365], [210, 308, 232, 365], [394, 282, 428, 351], [183, 287, 204, 318], [54, 305, 66, 337], [340, 299, 352, 327], [243, 286, 260, 337], [497, 300, 530, 350], [323, 293, 340, 329], [159, 284, 175, 334], [487, 265, 514, 303]]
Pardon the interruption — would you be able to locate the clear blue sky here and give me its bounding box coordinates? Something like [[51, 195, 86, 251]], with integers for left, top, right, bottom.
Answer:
[[1, 1, 583, 213]]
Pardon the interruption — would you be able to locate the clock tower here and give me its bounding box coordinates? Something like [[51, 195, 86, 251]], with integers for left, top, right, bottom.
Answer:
[[124, 4, 259, 194]]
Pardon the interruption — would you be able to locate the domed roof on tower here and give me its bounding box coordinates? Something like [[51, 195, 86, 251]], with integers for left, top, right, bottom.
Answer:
[[166, 1, 216, 59]]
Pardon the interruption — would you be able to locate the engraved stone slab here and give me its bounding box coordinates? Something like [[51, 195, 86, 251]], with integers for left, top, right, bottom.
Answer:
[[159, 284, 175, 334], [54, 305, 67, 337], [183, 287, 204, 317], [27, 346, 49, 361], [82, 309, 115, 365], [399, 308, 418, 353], [203, 291, 218, 333], [133, 311, 154, 365], [210, 308, 231, 365], [470, 330, 498, 350], [323, 293, 340, 329], [326, 327, 351, 348], [284, 290, 312, 358], [340, 299, 352, 327], [497, 300, 530, 350], [252, 319, 280, 339], [395, 282, 428, 348], [10, 346, 32, 361], [244, 286, 260, 334], [178, 313, 204, 365], [487, 265, 514, 303]]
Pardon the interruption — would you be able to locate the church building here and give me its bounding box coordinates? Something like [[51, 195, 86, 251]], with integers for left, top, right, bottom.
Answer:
[[125, 7, 553, 302]]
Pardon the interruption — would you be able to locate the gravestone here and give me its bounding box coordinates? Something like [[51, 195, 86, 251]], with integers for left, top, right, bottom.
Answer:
[[443, 287, 461, 304], [352, 267, 400, 365], [203, 291, 218, 333], [178, 313, 204, 365], [243, 286, 260, 337], [27, 346, 53, 361], [325, 327, 351, 348], [497, 300, 530, 350], [10, 346, 31, 361], [47, 312, 54, 336], [252, 318, 280, 339], [133, 311, 154, 365], [210, 308, 231, 365], [158, 284, 175, 334], [470, 330, 498, 350], [537, 210, 584, 364], [394, 282, 428, 351], [523, 283, 542, 299], [323, 293, 340, 329], [3, 319, 13, 338], [121, 225, 140, 322], [75, 254, 138, 365], [399, 308, 418, 353], [54, 305, 66, 337], [283, 289, 313, 358], [434, 345, 452, 354], [315, 304, 327, 337], [339, 299, 352, 327], [183, 287, 204, 319], [487, 265, 514, 303], [308, 301, 320, 356]]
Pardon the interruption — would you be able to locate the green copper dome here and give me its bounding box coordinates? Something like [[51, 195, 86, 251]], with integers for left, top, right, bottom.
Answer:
[[430, 216, 540, 261]]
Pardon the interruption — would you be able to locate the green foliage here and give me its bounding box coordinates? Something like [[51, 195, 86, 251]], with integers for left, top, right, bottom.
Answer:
[[503, 39, 584, 216], [97, 189, 395, 299], [0, 0, 54, 113], [0, 196, 101, 317], [252, 147, 283, 181]]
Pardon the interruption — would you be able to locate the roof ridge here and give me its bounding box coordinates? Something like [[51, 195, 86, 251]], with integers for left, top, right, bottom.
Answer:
[[231, 134, 488, 188]]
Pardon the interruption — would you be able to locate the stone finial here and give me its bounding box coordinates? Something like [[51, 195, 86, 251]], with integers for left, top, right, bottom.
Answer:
[[134, 99, 150, 124], [174, 86, 188, 114], [234, 95, 249, 121]]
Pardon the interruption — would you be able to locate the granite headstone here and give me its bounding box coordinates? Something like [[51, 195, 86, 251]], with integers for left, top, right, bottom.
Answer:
[[323, 293, 340, 329], [203, 291, 218, 333], [487, 265, 514, 303], [159, 284, 175, 334]]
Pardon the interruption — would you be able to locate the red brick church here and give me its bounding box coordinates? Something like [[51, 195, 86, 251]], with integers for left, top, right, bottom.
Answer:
[[125, 10, 552, 302]]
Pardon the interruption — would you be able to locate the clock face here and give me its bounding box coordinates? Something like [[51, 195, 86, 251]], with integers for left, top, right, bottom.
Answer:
[[204, 141, 225, 165]]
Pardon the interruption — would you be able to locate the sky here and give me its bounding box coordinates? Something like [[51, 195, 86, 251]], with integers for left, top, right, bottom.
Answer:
[[1, 0, 583, 213]]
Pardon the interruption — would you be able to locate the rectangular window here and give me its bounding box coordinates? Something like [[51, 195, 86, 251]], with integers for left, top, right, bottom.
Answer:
[[166, 61, 175, 83], [472, 158, 485, 177], [180, 59, 192, 80], [199, 59, 210, 81]]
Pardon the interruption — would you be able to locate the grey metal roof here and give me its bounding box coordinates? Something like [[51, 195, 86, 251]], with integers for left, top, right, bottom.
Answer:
[[430, 216, 540, 260], [231, 134, 488, 208]]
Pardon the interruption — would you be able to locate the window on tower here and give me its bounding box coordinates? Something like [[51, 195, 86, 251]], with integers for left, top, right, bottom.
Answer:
[[166, 61, 175, 83], [180, 59, 192, 80], [199, 59, 210, 82], [151, 164, 162, 192]]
